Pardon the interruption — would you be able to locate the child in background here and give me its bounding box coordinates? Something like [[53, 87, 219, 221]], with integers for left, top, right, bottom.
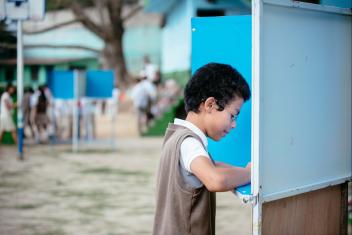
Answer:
[[0, 84, 17, 145], [153, 63, 251, 235]]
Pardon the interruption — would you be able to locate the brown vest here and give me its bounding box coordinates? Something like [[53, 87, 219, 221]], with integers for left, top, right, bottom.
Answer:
[[153, 124, 216, 235]]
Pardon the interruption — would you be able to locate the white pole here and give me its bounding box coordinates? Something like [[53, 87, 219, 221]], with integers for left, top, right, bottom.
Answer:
[[110, 101, 116, 150], [252, 0, 263, 234], [17, 20, 24, 160], [72, 70, 79, 152]]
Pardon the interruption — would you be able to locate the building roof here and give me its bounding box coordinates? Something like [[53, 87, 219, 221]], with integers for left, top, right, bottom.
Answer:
[[0, 57, 95, 65], [144, 0, 251, 14], [20, 7, 162, 62], [144, 0, 178, 13], [23, 7, 163, 31]]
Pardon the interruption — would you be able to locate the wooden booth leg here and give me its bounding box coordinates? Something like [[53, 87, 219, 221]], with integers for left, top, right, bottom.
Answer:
[[262, 183, 348, 235]]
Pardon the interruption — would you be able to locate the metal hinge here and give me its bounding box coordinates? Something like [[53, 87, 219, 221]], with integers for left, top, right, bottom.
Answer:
[[234, 191, 258, 205]]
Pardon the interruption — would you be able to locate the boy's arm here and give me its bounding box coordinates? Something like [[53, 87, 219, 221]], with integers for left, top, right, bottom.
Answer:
[[216, 161, 251, 169], [191, 156, 251, 192], [215, 162, 233, 168]]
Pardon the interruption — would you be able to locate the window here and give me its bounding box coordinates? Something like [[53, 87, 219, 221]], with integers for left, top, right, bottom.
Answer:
[[298, 0, 352, 8], [5, 66, 15, 82], [196, 9, 225, 17], [298, 0, 320, 3], [69, 65, 86, 71], [31, 65, 39, 81]]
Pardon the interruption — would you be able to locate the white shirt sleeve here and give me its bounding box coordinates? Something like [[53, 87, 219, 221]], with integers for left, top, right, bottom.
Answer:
[[180, 137, 210, 173]]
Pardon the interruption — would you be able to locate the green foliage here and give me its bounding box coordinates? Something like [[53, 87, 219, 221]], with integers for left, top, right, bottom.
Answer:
[[162, 70, 190, 88], [143, 97, 185, 136]]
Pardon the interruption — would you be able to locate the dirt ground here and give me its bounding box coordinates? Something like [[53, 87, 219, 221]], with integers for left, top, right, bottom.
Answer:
[[0, 109, 251, 235]]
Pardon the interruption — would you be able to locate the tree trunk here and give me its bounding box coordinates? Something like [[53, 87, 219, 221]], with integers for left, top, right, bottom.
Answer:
[[102, 1, 130, 89], [102, 40, 128, 88]]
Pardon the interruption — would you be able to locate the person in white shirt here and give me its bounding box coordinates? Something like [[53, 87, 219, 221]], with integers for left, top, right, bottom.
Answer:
[[143, 55, 158, 83], [81, 97, 96, 141], [0, 84, 17, 144], [131, 74, 157, 134], [107, 86, 120, 121]]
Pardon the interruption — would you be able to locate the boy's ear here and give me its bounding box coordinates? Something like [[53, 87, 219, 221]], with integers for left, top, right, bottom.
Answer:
[[204, 97, 216, 113]]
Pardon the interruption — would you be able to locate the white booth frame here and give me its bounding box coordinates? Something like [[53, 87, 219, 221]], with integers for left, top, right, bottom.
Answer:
[[251, 1, 351, 234]]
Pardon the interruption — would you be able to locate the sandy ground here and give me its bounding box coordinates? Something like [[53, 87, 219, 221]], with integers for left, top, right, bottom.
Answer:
[[0, 109, 251, 235]]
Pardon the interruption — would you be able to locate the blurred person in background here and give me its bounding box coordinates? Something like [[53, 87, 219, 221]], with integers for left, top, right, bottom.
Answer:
[[81, 97, 96, 141], [143, 55, 159, 85], [30, 86, 40, 142], [131, 73, 157, 134], [154, 79, 181, 118], [34, 86, 49, 143], [23, 87, 35, 138], [53, 99, 72, 141], [43, 85, 56, 141], [0, 83, 17, 145], [107, 85, 120, 121], [53, 99, 64, 140]]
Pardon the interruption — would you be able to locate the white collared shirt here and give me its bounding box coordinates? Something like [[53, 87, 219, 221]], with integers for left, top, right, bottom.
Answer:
[[174, 118, 210, 173]]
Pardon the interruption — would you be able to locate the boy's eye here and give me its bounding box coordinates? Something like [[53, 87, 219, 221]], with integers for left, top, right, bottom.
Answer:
[[231, 114, 238, 122]]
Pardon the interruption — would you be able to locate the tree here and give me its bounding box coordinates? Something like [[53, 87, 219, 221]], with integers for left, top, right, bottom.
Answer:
[[24, 0, 144, 87]]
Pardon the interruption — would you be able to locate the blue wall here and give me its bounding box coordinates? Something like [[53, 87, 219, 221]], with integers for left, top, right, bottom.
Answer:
[[192, 16, 252, 168], [191, 16, 252, 193]]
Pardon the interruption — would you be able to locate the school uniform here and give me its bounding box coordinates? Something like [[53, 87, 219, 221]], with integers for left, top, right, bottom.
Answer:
[[153, 121, 216, 235]]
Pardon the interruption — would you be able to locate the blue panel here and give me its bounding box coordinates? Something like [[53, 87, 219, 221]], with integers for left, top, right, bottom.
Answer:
[[48, 71, 74, 99], [86, 70, 114, 98], [237, 184, 251, 195], [321, 0, 352, 8], [191, 16, 252, 193]]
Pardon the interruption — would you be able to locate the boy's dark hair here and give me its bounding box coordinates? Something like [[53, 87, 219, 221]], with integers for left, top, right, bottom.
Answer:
[[184, 63, 251, 113]]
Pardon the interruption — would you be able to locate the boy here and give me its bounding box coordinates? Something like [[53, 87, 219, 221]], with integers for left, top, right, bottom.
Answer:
[[153, 63, 251, 235]]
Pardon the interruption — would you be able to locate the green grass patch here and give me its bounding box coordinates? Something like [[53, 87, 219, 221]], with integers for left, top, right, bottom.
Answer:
[[0, 170, 27, 178], [80, 167, 150, 177], [51, 189, 108, 200], [15, 203, 41, 210], [0, 180, 23, 189]]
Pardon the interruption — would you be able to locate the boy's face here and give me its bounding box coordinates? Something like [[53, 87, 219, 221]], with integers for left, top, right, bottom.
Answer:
[[204, 97, 244, 141]]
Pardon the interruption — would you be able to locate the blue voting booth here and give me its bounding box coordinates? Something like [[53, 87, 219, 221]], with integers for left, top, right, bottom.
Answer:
[[191, 16, 252, 195], [47, 70, 115, 151], [48, 70, 114, 99], [191, 2, 351, 234], [86, 71, 114, 98], [48, 71, 75, 99]]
